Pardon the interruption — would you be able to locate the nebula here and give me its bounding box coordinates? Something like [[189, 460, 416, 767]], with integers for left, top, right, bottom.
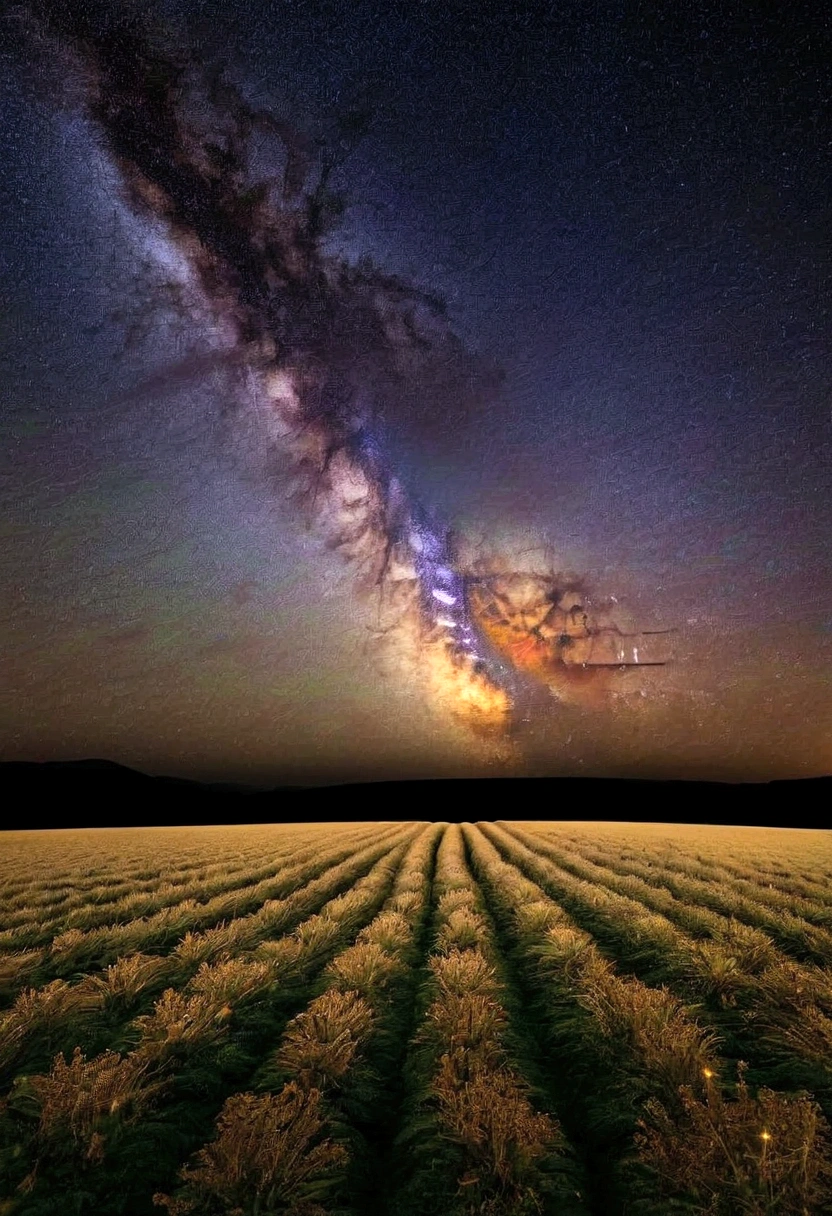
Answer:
[[17, 0, 665, 753]]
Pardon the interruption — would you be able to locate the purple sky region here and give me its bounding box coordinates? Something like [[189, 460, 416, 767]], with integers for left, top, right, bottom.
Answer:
[[1, 0, 830, 785]]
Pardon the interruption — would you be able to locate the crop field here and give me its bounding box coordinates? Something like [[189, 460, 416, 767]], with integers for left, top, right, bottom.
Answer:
[[0, 822, 831, 1215]]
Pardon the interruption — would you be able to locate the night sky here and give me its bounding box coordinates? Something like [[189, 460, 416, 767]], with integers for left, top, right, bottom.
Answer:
[[1, 0, 830, 786]]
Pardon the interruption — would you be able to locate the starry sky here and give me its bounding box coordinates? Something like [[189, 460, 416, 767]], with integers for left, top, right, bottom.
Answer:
[[1, 0, 830, 786]]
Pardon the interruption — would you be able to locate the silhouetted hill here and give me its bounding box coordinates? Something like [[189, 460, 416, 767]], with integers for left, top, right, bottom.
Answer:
[[1, 761, 829, 829], [0, 760, 277, 827]]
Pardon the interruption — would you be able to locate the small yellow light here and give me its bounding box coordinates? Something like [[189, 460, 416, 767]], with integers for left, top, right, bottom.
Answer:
[[760, 1130, 772, 1142], [703, 1068, 714, 1079]]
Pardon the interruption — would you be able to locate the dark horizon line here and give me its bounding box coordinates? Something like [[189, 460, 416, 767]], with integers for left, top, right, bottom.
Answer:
[[2, 758, 830, 832], [4, 756, 832, 789]]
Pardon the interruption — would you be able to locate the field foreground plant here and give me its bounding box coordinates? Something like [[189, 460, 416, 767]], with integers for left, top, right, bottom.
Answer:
[[152, 824, 442, 1216], [467, 822, 832, 1216], [396, 825, 568, 1216], [2, 822, 831, 1216], [7, 1046, 167, 1193], [153, 1086, 345, 1216], [636, 1064, 832, 1215]]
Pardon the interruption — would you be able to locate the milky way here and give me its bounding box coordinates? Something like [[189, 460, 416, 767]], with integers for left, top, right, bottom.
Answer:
[[2, 0, 830, 783], [12, 0, 676, 752]]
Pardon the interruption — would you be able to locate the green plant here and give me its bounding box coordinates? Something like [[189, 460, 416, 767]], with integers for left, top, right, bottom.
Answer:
[[636, 1064, 832, 1214], [274, 990, 375, 1090], [153, 1086, 346, 1215], [132, 989, 231, 1062], [432, 1050, 561, 1214], [325, 941, 404, 997], [11, 1046, 166, 1189], [576, 952, 721, 1100]]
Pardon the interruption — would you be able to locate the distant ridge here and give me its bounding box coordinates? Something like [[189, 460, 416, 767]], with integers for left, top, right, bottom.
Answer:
[[1, 760, 829, 830]]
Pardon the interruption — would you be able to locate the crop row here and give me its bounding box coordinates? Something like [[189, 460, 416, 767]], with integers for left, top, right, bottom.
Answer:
[[0, 829, 276, 895], [0, 824, 407, 987], [153, 822, 444, 1215], [465, 823, 832, 1215], [0, 829, 422, 1214], [392, 823, 581, 1216], [0, 825, 309, 898], [544, 825, 832, 911], [0, 825, 387, 952], [0, 827, 421, 1090], [522, 825, 832, 937], [1, 822, 829, 1216], [482, 823, 832, 1119], [520, 822, 832, 903], [0, 827, 358, 942], [0, 826, 329, 925], [0, 831, 327, 936]]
